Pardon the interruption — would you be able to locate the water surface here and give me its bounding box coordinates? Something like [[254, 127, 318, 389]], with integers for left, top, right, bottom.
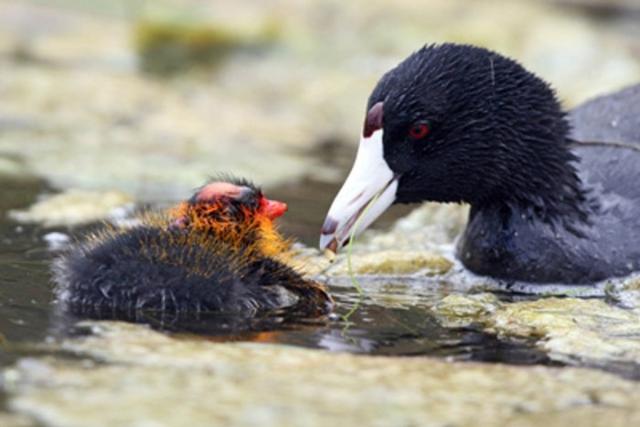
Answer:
[[0, 175, 553, 374]]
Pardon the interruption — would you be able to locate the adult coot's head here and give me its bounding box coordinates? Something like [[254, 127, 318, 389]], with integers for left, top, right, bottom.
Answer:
[[320, 43, 582, 252]]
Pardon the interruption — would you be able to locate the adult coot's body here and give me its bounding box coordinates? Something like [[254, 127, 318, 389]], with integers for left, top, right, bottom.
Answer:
[[320, 43, 640, 284], [54, 179, 332, 317]]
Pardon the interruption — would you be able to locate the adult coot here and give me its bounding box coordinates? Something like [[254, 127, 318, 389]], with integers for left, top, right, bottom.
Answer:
[[54, 178, 332, 316], [320, 43, 640, 284]]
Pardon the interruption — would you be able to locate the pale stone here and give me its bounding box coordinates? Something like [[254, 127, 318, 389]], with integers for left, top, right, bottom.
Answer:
[[326, 250, 453, 277], [4, 322, 640, 427], [9, 189, 133, 227]]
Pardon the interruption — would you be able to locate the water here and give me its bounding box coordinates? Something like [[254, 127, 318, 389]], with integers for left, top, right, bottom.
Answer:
[[0, 179, 55, 349], [0, 174, 554, 375]]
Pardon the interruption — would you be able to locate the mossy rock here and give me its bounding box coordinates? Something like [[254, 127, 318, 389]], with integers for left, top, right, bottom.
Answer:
[[134, 20, 278, 75], [432, 293, 501, 327], [328, 250, 453, 276]]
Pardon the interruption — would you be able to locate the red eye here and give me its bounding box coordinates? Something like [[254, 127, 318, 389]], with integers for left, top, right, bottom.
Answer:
[[409, 122, 430, 140]]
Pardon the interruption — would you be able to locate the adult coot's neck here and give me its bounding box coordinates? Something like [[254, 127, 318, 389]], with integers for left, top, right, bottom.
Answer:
[[472, 75, 587, 221], [465, 115, 589, 224]]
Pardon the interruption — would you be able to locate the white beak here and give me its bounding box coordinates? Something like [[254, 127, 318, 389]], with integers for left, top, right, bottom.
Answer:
[[319, 129, 398, 252]]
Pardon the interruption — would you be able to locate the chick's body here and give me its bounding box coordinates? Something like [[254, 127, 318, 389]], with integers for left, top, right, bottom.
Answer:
[[53, 179, 332, 317]]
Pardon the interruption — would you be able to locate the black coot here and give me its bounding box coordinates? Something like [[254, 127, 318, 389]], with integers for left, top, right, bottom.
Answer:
[[320, 43, 640, 284]]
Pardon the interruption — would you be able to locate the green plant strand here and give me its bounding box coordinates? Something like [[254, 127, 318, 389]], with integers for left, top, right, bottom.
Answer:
[[346, 190, 382, 295], [341, 190, 383, 328]]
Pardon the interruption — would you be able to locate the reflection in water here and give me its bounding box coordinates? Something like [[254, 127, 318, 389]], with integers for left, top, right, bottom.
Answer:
[[268, 289, 553, 364], [51, 287, 553, 366]]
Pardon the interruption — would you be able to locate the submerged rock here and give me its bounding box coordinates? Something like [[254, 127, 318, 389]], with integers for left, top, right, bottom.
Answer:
[[432, 293, 640, 368], [432, 293, 502, 328], [4, 321, 640, 427], [490, 298, 640, 366]]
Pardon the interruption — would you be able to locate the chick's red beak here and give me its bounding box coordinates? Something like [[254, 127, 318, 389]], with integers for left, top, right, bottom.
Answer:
[[260, 197, 288, 220]]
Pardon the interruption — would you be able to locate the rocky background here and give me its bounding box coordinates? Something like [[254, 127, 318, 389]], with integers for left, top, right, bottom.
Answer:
[[1, 0, 639, 203]]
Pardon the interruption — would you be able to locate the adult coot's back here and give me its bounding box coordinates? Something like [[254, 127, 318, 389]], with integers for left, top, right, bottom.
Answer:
[[319, 43, 640, 284]]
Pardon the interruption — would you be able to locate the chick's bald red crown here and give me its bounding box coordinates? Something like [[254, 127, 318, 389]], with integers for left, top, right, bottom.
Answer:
[[169, 180, 290, 258], [192, 181, 288, 221]]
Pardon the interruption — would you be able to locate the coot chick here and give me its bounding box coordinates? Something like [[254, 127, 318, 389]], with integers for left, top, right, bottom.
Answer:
[[320, 43, 640, 284], [54, 178, 332, 316]]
